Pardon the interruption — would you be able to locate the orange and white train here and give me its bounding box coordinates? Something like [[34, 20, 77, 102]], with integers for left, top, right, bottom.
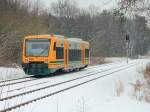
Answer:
[[22, 34, 89, 76]]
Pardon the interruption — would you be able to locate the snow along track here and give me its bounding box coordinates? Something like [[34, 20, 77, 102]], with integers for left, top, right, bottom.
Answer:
[[0, 62, 132, 95], [0, 62, 128, 102], [0, 62, 124, 100], [0, 61, 124, 85], [0, 62, 136, 112], [0, 61, 125, 88], [0, 76, 34, 84]]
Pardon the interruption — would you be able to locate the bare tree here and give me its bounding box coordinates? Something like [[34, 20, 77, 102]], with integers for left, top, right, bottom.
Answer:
[[51, 0, 79, 18], [118, 0, 150, 13]]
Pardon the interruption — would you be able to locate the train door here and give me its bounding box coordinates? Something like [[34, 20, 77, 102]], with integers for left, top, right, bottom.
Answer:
[[81, 45, 85, 65], [64, 39, 69, 68]]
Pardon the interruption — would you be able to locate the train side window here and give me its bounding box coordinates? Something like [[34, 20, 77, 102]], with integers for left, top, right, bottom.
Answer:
[[54, 42, 56, 50], [85, 49, 89, 57], [56, 47, 64, 59]]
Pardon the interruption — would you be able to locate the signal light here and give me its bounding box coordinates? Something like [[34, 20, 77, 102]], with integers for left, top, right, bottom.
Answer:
[[45, 59, 48, 63], [125, 34, 130, 41]]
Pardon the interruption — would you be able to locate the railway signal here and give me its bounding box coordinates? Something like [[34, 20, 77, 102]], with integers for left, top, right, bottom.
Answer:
[[125, 34, 130, 63], [126, 34, 130, 42]]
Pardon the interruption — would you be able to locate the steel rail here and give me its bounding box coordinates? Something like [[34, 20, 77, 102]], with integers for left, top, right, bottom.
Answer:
[[1, 81, 50, 94], [0, 63, 135, 112], [0, 61, 122, 84], [0, 61, 127, 88], [0, 78, 38, 88], [0, 62, 126, 94], [0, 76, 33, 84], [0, 63, 135, 101]]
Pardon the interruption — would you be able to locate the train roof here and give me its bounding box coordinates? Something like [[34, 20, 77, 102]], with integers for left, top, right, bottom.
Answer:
[[24, 34, 89, 44], [54, 35, 89, 44], [24, 35, 51, 39]]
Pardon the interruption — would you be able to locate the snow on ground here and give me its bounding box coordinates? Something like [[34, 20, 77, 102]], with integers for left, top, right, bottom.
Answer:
[[0, 67, 25, 80], [0, 59, 150, 112], [20, 59, 150, 112], [105, 57, 129, 62], [0, 57, 131, 80]]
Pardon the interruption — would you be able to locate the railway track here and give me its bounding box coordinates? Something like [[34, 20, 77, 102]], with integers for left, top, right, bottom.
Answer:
[[0, 76, 33, 84], [0, 61, 125, 89], [0, 61, 123, 85], [0, 62, 136, 112], [0, 62, 132, 94]]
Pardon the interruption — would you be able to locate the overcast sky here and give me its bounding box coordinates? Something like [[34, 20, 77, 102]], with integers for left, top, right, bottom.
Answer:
[[41, 0, 119, 10]]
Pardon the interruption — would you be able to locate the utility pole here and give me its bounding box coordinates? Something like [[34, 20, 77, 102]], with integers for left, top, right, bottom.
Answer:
[[125, 34, 130, 63]]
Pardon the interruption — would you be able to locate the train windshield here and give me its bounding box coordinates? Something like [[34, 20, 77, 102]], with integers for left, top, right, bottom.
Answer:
[[26, 39, 50, 57]]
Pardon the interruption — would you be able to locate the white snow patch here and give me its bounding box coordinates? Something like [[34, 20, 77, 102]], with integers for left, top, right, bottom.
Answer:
[[0, 59, 150, 112], [105, 57, 128, 62], [0, 67, 25, 80], [22, 59, 150, 112]]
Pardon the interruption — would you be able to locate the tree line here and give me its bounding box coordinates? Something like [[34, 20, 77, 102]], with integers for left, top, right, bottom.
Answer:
[[0, 0, 150, 65]]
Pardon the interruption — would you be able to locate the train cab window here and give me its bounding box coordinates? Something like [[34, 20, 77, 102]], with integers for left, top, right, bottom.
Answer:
[[26, 38, 50, 57]]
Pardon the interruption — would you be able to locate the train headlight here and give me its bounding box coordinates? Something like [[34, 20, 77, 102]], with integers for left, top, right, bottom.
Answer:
[[25, 58, 29, 63], [44, 59, 48, 63]]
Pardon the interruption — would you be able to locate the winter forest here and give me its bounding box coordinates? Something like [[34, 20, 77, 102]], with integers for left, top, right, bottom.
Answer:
[[0, 0, 150, 65]]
